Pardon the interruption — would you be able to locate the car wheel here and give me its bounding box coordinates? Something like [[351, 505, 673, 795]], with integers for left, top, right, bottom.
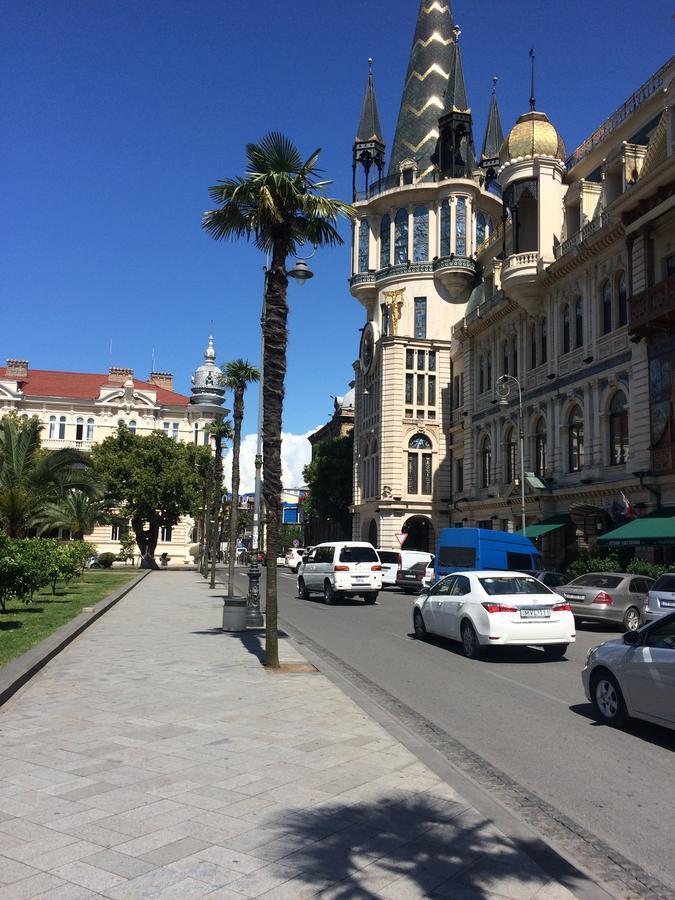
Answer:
[[591, 670, 626, 727], [323, 581, 336, 605], [413, 609, 427, 638], [298, 578, 309, 601], [461, 621, 483, 659], [622, 606, 641, 632], [363, 592, 377, 605], [543, 643, 568, 659]]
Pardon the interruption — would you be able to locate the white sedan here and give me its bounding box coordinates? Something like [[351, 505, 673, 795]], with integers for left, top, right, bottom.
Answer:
[[413, 570, 575, 659]]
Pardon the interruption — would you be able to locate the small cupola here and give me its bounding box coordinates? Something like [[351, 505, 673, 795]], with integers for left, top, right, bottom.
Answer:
[[190, 336, 225, 408]]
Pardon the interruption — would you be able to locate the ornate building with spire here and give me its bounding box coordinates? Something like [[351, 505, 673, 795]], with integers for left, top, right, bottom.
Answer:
[[349, 1, 675, 566]]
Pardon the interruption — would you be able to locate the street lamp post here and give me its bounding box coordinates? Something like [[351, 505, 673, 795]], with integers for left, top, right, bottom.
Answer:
[[245, 250, 315, 627], [497, 374, 527, 535]]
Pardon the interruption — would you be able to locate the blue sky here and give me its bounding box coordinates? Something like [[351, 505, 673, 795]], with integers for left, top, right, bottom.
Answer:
[[2, 0, 671, 486]]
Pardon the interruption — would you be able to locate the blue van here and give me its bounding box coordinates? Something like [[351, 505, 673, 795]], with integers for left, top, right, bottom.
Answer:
[[434, 528, 540, 580]]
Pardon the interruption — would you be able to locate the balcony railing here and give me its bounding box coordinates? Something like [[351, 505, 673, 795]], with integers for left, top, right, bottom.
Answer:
[[554, 210, 612, 260], [432, 255, 476, 274], [629, 274, 675, 335], [354, 171, 440, 202], [43, 439, 94, 452], [350, 257, 475, 289], [503, 251, 539, 270]]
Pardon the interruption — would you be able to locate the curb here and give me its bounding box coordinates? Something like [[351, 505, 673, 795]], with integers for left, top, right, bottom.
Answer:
[[0, 569, 151, 708]]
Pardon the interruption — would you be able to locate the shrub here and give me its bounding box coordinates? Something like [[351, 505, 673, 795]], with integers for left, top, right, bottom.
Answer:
[[625, 558, 668, 580], [567, 553, 620, 579], [97, 552, 116, 568]]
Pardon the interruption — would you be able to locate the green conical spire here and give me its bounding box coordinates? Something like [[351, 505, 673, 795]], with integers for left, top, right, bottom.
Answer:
[[389, 0, 456, 176], [356, 59, 384, 144], [480, 77, 504, 163], [442, 27, 469, 114]]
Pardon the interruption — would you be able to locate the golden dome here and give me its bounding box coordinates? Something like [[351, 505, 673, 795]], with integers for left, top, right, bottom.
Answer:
[[499, 110, 566, 166]]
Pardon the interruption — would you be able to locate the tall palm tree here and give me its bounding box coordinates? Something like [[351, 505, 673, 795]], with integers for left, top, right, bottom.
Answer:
[[205, 419, 233, 589], [0, 416, 97, 537], [31, 489, 109, 540], [223, 359, 260, 597], [203, 132, 353, 667]]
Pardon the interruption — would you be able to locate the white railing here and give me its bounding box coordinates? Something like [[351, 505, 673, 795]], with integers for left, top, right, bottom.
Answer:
[[503, 252, 539, 271], [42, 439, 94, 452], [555, 211, 612, 260]]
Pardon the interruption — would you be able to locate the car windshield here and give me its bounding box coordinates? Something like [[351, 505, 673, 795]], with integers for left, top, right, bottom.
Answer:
[[569, 574, 623, 588], [479, 576, 554, 596], [340, 546, 378, 563]]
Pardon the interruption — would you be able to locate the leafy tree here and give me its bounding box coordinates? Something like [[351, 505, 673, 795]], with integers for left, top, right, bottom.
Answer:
[[303, 432, 353, 537], [0, 415, 97, 537], [31, 489, 109, 540], [203, 132, 353, 666], [90, 425, 211, 565], [222, 359, 259, 596]]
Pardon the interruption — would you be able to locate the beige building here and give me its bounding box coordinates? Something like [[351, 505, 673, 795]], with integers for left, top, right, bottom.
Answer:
[[349, 2, 674, 566], [0, 338, 226, 563]]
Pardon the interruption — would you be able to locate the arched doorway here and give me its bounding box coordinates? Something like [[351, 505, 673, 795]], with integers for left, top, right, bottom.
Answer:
[[362, 518, 378, 547], [402, 516, 434, 552]]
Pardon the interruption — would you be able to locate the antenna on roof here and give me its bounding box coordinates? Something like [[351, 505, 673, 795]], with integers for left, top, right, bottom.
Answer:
[[108, 338, 113, 367], [151, 348, 155, 373], [529, 48, 536, 111]]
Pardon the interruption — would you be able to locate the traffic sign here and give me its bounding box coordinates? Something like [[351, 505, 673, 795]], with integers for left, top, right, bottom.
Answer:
[[292, 539, 299, 547], [395, 532, 408, 546]]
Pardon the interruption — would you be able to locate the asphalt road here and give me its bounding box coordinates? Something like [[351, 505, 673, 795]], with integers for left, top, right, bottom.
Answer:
[[261, 569, 675, 893]]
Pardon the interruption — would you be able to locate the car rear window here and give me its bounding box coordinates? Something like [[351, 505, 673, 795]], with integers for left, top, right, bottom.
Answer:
[[340, 546, 378, 563], [377, 551, 400, 564], [570, 574, 623, 588], [652, 574, 675, 592], [402, 561, 428, 574], [479, 576, 554, 596]]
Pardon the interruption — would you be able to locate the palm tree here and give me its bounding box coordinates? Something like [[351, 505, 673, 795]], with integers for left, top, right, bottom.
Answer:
[[222, 359, 260, 597], [205, 419, 233, 589], [203, 132, 354, 667], [0, 416, 98, 537], [32, 489, 109, 540]]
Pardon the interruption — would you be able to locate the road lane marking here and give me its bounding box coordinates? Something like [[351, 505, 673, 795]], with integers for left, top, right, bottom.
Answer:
[[484, 669, 569, 706]]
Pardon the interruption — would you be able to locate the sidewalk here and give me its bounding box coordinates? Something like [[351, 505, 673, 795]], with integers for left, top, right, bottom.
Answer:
[[0, 571, 582, 899]]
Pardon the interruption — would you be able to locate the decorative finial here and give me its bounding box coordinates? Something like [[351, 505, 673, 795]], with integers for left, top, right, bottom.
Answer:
[[492, 75, 498, 93], [529, 48, 536, 111], [453, 24, 461, 41], [368, 57, 373, 73], [205, 335, 216, 362]]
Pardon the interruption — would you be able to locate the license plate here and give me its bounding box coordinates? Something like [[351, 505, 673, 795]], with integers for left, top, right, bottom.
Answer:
[[520, 608, 551, 619], [353, 576, 368, 584], [564, 594, 585, 602], [404, 574, 417, 580]]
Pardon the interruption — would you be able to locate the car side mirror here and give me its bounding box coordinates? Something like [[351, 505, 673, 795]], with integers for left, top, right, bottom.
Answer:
[[419, 588, 429, 599], [623, 630, 640, 646]]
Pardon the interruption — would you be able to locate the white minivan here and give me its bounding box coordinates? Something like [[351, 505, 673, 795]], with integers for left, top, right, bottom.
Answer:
[[298, 541, 382, 604]]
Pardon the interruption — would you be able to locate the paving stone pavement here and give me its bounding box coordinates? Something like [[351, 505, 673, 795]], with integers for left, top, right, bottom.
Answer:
[[0, 572, 583, 899]]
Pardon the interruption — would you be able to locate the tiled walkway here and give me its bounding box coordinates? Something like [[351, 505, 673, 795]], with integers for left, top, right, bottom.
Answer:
[[0, 572, 580, 898]]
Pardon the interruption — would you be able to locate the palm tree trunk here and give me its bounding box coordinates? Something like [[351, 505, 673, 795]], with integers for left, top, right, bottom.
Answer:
[[262, 250, 290, 668], [227, 389, 243, 596], [209, 434, 223, 589]]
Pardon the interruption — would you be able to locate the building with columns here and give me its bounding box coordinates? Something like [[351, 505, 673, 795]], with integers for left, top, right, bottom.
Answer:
[[349, 0, 675, 566], [0, 338, 226, 563]]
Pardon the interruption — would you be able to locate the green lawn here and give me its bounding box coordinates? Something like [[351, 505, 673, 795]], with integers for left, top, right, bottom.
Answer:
[[0, 571, 139, 668]]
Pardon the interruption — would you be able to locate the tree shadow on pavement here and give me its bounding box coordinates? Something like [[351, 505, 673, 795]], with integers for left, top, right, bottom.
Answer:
[[190, 628, 289, 666], [266, 793, 583, 898]]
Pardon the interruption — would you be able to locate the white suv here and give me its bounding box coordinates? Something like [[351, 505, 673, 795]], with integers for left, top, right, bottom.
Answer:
[[298, 542, 382, 604], [285, 548, 306, 573]]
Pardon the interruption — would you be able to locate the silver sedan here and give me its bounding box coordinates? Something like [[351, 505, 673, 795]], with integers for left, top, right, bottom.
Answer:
[[555, 572, 654, 631]]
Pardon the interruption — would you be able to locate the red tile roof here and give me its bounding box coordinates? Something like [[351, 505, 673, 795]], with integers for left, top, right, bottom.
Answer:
[[0, 368, 190, 407]]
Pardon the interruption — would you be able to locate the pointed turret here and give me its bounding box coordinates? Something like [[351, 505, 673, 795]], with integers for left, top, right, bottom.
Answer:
[[432, 26, 476, 178], [480, 77, 504, 189], [353, 59, 386, 201], [388, 0, 456, 177]]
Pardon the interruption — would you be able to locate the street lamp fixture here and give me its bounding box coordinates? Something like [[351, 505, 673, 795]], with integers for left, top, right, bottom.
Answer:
[[246, 251, 315, 627], [496, 374, 527, 536]]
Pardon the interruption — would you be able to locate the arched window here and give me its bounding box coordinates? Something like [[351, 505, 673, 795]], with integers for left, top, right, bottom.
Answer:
[[511, 336, 518, 376], [75, 417, 84, 442], [58, 416, 66, 440], [379, 214, 391, 268], [575, 297, 583, 348], [568, 405, 584, 473], [407, 433, 432, 495], [440, 199, 450, 256], [617, 271, 627, 327], [476, 211, 487, 247], [455, 197, 467, 255], [609, 392, 629, 465], [394, 208, 408, 264], [535, 418, 547, 476], [127, 419, 135, 435], [358, 219, 369, 273], [479, 356, 485, 394], [48, 415, 56, 439], [480, 434, 492, 488], [541, 317, 548, 364], [413, 205, 429, 262], [602, 279, 612, 334], [193, 423, 199, 445], [504, 427, 516, 483], [503, 341, 509, 376], [530, 325, 537, 370], [562, 305, 570, 354]]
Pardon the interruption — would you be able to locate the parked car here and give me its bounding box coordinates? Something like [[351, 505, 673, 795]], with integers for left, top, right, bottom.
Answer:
[[298, 541, 382, 604], [643, 573, 675, 624], [399, 549, 434, 574], [533, 570, 568, 589], [285, 548, 306, 573], [414, 570, 575, 659], [582, 612, 675, 730], [555, 572, 654, 631], [422, 555, 435, 589], [376, 549, 401, 587], [396, 560, 428, 594]]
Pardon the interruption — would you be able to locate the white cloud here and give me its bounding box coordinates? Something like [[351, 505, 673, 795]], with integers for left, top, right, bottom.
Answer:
[[223, 428, 318, 495]]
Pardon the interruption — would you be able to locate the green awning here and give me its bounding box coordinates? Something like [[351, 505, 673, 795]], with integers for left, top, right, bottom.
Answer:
[[598, 508, 675, 546], [517, 514, 570, 539]]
